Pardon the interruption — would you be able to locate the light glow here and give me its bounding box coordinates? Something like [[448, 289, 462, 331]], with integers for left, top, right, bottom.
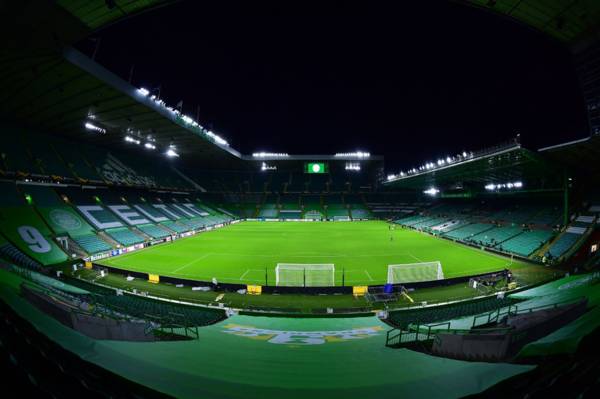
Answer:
[[166, 148, 179, 157], [124, 136, 141, 144], [485, 181, 524, 191], [84, 122, 106, 134], [252, 152, 289, 158], [335, 151, 370, 158], [423, 187, 440, 196]]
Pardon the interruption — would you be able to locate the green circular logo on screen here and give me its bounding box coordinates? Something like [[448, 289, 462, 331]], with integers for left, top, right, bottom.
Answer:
[[312, 164, 321, 173], [49, 209, 82, 231]]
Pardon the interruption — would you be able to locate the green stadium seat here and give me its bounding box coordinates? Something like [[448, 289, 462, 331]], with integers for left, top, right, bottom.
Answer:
[[136, 224, 172, 239], [546, 233, 580, 259], [442, 223, 495, 241], [467, 226, 523, 247], [73, 234, 112, 254], [161, 220, 190, 234], [498, 230, 554, 257], [386, 297, 518, 330], [105, 228, 145, 246]]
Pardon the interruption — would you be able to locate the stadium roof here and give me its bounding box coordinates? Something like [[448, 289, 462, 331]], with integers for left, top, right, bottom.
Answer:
[[384, 141, 562, 191], [0, 45, 248, 168], [56, 0, 174, 31], [464, 0, 600, 46], [0, 42, 382, 169], [539, 134, 600, 175]]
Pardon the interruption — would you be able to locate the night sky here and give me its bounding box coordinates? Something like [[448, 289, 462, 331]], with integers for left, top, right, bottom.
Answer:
[[77, 0, 588, 171]]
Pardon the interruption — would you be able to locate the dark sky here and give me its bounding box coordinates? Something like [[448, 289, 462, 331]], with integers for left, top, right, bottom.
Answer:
[[77, 0, 588, 171]]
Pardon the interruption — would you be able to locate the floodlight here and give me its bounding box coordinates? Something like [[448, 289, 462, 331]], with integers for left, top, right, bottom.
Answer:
[[166, 148, 179, 157], [137, 87, 150, 96], [85, 122, 106, 134]]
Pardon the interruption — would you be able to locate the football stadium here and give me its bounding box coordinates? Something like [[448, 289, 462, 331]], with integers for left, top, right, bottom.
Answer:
[[1, 1, 600, 398]]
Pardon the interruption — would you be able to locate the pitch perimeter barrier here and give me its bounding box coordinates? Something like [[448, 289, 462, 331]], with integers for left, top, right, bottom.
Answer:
[[92, 263, 513, 295]]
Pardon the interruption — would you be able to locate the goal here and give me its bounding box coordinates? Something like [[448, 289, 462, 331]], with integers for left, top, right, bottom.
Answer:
[[387, 261, 444, 284], [275, 263, 335, 287]]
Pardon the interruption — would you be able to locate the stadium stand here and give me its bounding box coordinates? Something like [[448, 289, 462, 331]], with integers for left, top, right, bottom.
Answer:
[[386, 296, 518, 330], [546, 232, 581, 259], [467, 226, 523, 247], [136, 223, 173, 239], [105, 228, 145, 246], [442, 223, 495, 241], [498, 229, 555, 257], [258, 201, 279, 218], [73, 234, 113, 254], [0, 183, 68, 265], [0, 241, 42, 270], [161, 220, 190, 233]]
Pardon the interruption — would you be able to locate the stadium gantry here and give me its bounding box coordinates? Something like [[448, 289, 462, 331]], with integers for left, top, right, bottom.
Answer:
[[1, 1, 600, 398]]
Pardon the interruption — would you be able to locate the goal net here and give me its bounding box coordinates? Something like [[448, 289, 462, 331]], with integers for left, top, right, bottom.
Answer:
[[387, 261, 443, 284], [275, 263, 335, 287]]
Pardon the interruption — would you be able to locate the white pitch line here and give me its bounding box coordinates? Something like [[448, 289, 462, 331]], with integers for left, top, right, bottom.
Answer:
[[172, 253, 211, 273], [364, 270, 374, 281], [408, 253, 424, 263], [239, 269, 251, 280]]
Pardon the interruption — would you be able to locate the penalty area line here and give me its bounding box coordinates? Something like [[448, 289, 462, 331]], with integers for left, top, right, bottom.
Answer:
[[364, 270, 374, 281], [172, 253, 211, 273], [239, 269, 251, 280]]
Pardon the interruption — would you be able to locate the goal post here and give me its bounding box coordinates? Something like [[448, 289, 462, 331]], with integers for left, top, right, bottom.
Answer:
[[387, 261, 444, 284], [275, 263, 335, 287]]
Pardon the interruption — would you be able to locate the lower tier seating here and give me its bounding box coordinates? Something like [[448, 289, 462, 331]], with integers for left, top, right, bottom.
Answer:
[[498, 230, 554, 257], [0, 242, 42, 270], [467, 226, 523, 247], [546, 233, 581, 259], [386, 297, 518, 329], [105, 228, 145, 246], [443, 223, 495, 241], [73, 234, 112, 254], [136, 224, 172, 239], [161, 221, 190, 233], [279, 211, 302, 219]]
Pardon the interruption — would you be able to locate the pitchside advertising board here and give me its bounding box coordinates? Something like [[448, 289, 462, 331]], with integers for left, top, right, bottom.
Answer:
[[305, 162, 328, 174]]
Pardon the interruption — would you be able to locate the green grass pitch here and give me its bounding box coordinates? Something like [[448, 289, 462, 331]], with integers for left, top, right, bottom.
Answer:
[[97, 221, 532, 286]]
